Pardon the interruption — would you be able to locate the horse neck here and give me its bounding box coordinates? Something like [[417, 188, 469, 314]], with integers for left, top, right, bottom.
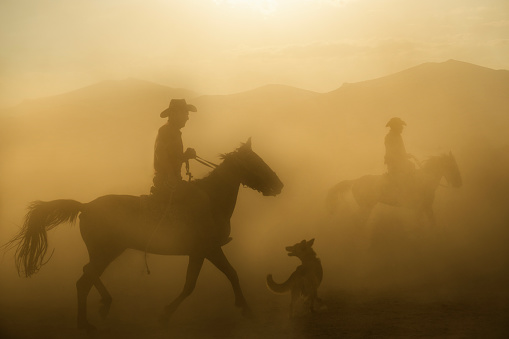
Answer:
[[195, 161, 241, 220], [421, 157, 446, 185]]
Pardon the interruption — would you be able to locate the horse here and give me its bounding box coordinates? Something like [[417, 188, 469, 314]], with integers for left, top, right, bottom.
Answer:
[[326, 152, 462, 226], [6, 138, 283, 332]]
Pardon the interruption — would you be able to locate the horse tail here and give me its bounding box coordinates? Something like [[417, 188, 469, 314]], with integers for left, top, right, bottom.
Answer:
[[326, 180, 353, 213], [6, 199, 83, 277], [266, 274, 293, 294]]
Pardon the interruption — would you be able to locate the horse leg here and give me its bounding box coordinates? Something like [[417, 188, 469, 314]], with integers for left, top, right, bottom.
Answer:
[[76, 248, 124, 331], [357, 206, 371, 227], [76, 263, 98, 332], [160, 255, 204, 323], [424, 207, 436, 227], [94, 278, 112, 319], [206, 247, 252, 318], [95, 248, 125, 318]]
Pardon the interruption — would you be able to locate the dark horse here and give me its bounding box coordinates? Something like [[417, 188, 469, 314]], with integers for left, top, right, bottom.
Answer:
[[7, 139, 283, 332], [326, 152, 462, 226]]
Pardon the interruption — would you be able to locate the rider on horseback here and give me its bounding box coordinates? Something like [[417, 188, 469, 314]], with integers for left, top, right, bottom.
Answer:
[[384, 117, 416, 176], [149, 99, 231, 246], [382, 117, 417, 205], [151, 98, 197, 197]]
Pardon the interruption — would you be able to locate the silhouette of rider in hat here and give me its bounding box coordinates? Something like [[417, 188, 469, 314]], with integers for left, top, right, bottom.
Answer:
[[149, 99, 231, 246], [384, 117, 415, 177], [382, 117, 416, 205], [151, 99, 197, 196]]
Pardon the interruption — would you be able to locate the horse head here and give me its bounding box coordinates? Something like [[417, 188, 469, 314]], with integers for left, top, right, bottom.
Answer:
[[421, 152, 462, 188], [223, 138, 283, 196]]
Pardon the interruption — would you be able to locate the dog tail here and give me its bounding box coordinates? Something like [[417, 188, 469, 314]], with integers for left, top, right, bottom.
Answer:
[[266, 274, 292, 293]]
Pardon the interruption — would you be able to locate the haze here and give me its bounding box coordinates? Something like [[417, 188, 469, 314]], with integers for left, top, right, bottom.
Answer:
[[1, 0, 509, 107], [1, 1, 509, 338]]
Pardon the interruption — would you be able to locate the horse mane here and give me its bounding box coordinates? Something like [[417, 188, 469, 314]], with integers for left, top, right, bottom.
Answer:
[[421, 153, 450, 168], [219, 141, 250, 160], [194, 142, 250, 183]]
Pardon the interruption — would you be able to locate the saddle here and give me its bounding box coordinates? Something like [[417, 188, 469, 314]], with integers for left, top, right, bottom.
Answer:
[[140, 194, 169, 223], [140, 187, 233, 247], [380, 168, 421, 206]]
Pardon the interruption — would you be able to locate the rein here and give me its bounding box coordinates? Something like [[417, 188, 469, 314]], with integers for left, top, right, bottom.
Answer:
[[185, 157, 218, 182], [195, 156, 219, 169], [184, 156, 219, 183]]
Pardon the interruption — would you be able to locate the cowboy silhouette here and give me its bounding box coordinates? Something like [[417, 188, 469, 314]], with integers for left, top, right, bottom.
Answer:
[[381, 117, 416, 205], [148, 99, 231, 246], [151, 99, 197, 197], [384, 117, 416, 177]]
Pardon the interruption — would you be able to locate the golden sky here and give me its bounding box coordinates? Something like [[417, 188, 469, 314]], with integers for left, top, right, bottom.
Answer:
[[1, 0, 508, 107]]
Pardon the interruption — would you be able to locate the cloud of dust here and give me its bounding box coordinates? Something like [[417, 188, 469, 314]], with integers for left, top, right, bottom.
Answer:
[[1, 64, 509, 337]]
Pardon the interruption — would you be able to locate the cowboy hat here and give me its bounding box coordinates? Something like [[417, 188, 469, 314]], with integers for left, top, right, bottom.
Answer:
[[386, 117, 406, 128], [160, 99, 197, 118]]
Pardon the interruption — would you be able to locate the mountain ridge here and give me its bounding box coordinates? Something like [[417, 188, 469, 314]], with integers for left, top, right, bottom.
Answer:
[[329, 59, 509, 94], [4, 59, 508, 115], [3, 59, 509, 158]]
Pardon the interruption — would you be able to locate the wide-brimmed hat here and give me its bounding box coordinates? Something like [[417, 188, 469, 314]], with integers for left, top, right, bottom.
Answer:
[[160, 99, 197, 118], [386, 117, 406, 128]]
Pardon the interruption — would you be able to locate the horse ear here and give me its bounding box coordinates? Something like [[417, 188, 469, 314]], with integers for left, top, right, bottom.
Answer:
[[308, 238, 315, 246], [245, 137, 252, 150]]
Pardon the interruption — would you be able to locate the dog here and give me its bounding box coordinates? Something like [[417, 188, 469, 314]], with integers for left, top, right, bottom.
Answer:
[[266, 239, 324, 317]]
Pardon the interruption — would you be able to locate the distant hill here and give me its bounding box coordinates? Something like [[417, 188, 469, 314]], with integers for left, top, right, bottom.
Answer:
[[314, 60, 509, 155], [12, 78, 198, 111], [1, 79, 197, 162], [4, 78, 197, 127]]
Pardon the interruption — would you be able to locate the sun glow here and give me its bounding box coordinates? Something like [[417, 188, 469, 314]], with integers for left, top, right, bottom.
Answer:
[[213, 0, 279, 16], [212, 0, 353, 16]]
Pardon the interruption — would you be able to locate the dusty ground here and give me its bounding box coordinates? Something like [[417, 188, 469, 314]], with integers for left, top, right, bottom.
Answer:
[[1, 288, 508, 339], [1, 242, 508, 339]]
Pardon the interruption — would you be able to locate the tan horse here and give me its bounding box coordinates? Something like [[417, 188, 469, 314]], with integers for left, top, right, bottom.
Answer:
[[326, 152, 462, 226], [7, 139, 283, 332]]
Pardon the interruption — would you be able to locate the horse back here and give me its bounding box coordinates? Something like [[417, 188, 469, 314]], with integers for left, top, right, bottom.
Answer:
[[81, 194, 142, 219], [79, 195, 150, 247], [352, 174, 384, 208], [78, 194, 217, 255]]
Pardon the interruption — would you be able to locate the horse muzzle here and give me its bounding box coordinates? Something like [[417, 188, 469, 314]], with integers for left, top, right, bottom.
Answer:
[[264, 178, 284, 196]]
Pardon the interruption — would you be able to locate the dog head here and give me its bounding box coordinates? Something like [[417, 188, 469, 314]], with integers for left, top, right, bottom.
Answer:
[[286, 239, 316, 259]]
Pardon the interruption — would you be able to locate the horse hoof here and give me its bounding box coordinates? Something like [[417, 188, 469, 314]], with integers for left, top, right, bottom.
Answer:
[[241, 306, 254, 319], [99, 304, 111, 319], [158, 313, 171, 327], [78, 321, 97, 334], [99, 299, 112, 319], [159, 305, 177, 326]]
